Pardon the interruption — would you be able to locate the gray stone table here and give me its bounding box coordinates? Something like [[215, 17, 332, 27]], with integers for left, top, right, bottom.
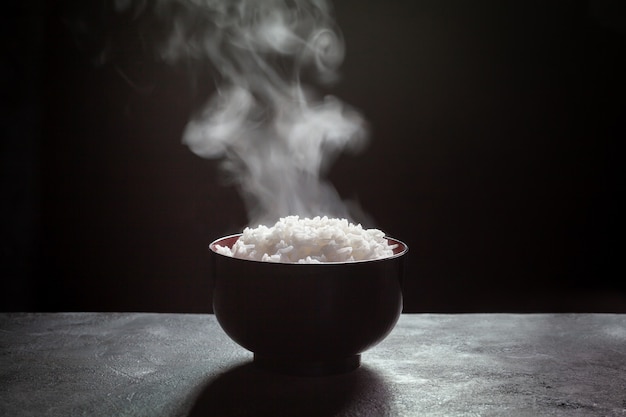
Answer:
[[1, 313, 625, 416]]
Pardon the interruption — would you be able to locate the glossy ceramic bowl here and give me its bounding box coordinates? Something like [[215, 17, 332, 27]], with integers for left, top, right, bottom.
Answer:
[[209, 234, 408, 376]]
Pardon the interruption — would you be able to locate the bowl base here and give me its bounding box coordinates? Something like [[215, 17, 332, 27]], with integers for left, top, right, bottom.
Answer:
[[253, 353, 361, 377]]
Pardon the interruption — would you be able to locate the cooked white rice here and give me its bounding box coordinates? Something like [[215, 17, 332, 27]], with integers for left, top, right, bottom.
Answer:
[[215, 215, 397, 263]]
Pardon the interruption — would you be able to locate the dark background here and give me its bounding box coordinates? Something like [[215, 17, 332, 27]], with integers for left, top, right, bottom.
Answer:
[[2, 0, 625, 313]]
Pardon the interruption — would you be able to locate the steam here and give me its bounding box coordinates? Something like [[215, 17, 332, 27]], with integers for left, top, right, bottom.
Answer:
[[117, 0, 368, 226]]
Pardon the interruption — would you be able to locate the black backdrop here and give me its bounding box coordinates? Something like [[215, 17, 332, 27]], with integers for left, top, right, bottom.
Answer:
[[3, 0, 625, 312]]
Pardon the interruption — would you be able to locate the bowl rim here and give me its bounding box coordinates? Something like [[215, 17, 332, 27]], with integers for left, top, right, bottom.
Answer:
[[209, 233, 409, 266]]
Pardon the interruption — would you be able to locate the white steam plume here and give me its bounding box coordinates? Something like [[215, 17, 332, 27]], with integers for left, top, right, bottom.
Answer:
[[118, 0, 369, 226]]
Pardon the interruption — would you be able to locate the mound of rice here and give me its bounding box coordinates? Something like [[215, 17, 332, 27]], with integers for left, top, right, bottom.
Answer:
[[215, 215, 397, 263]]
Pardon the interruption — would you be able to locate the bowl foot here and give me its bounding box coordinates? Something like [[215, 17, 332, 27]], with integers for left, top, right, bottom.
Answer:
[[253, 353, 361, 376]]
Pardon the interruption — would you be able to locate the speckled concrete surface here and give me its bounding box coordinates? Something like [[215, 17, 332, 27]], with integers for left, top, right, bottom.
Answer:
[[1, 313, 624, 416]]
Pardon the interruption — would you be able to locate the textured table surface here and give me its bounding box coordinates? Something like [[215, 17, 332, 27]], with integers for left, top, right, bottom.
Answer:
[[1, 313, 625, 416]]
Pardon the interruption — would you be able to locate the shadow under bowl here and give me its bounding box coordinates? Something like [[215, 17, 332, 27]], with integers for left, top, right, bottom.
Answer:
[[209, 234, 408, 376]]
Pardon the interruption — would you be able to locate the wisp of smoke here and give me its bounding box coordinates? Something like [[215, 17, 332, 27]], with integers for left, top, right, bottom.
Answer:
[[118, 0, 369, 226]]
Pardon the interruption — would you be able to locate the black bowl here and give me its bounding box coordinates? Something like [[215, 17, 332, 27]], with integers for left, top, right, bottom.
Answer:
[[209, 234, 408, 376]]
